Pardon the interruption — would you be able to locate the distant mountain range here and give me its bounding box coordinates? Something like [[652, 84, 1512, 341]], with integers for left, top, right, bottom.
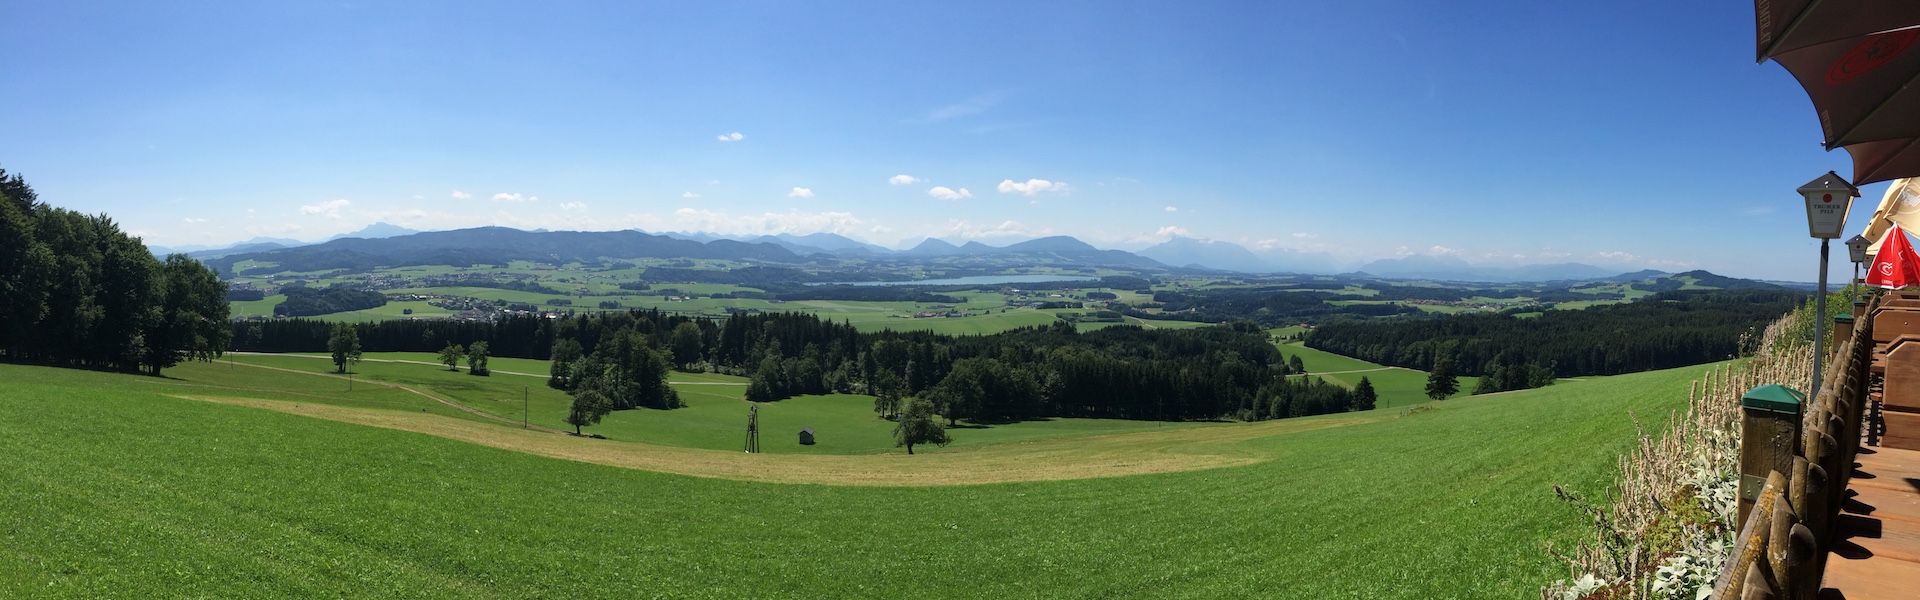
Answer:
[[1137, 237, 1268, 272], [1350, 255, 1625, 283], [150, 222, 421, 259], [174, 225, 1781, 287]]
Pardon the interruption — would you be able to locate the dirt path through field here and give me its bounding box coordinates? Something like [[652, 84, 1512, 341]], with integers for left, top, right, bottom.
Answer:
[[171, 394, 1379, 486], [217, 362, 567, 434], [228, 352, 745, 384]]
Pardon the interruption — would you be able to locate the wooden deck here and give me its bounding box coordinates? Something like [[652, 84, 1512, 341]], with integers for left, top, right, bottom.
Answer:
[[1821, 445, 1920, 599]]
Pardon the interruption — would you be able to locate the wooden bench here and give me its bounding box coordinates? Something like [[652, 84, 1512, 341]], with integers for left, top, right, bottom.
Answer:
[[1884, 335, 1920, 451], [1871, 308, 1920, 376]]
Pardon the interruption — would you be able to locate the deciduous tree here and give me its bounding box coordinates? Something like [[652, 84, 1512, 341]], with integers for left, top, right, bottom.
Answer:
[[438, 342, 464, 371], [548, 338, 582, 388], [329, 323, 361, 373], [893, 397, 949, 455], [142, 254, 230, 375], [466, 340, 490, 376], [565, 389, 612, 435]]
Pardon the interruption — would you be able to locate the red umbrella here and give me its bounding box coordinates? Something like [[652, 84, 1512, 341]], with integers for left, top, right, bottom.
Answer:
[[1756, 3, 1920, 184], [1866, 224, 1920, 289]]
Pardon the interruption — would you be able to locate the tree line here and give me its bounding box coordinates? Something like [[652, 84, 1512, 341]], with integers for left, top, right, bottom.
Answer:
[[1307, 289, 1802, 390], [0, 169, 230, 375], [243, 307, 1369, 424]]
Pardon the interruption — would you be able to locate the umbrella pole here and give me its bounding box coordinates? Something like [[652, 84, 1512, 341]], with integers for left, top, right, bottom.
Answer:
[[1814, 239, 1829, 396]]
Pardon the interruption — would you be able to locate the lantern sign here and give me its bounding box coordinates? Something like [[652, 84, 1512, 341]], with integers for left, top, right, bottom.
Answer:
[[1798, 171, 1860, 239], [1847, 234, 1872, 264]]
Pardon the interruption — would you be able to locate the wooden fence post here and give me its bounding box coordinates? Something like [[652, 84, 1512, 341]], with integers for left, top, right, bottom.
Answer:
[[1739, 385, 1804, 529], [1715, 471, 1789, 599]]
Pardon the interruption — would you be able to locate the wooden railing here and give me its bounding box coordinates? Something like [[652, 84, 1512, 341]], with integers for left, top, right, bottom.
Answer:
[[1710, 297, 1875, 600]]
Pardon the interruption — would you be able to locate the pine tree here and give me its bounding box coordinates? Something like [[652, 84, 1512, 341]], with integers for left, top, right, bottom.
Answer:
[[1425, 357, 1458, 400], [1352, 376, 1377, 411]]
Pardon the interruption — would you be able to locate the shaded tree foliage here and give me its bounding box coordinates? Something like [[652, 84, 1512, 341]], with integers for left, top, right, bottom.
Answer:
[[894, 397, 950, 455], [274, 286, 386, 317], [566, 389, 612, 435], [328, 323, 362, 373], [0, 171, 228, 375], [1307, 290, 1800, 385]]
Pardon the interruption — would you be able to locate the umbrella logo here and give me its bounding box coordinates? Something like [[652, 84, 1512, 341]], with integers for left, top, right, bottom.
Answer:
[[1827, 29, 1920, 84], [1882, 262, 1896, 276]]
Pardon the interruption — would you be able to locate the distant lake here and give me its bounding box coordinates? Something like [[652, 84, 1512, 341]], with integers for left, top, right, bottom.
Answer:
[[827, 275, 1099, 287]]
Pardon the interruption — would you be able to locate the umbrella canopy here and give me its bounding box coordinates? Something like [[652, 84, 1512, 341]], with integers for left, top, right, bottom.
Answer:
[[1861, 178, 1920, 255], [1865, 223, 1920, 289], [1757, 3, 1920, 185]]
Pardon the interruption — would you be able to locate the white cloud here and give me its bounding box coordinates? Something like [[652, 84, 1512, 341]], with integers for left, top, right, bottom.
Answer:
[[717, 132, 744, 142], [451, 190, 472, 200], [1164, 206, 1178, 212], [996, 178, 1071, 196], [182, 217, 208, 224], [889, 174, 923, 185], [927, 186, 973, 200], [299, 199, 351, 218], [411, 194, 425, 200], [1292, 232, 1318, 239], [559, 202, 587, 210], [493, 192, 533, 203], [1589, 251, 1690, 268], [682, 191, 701, 199], [1156, 226, 1191, 238], [788, 187, 815, 198], [670, 208, 864, 237], [939, 219, 1055, 239], [1427, 245, 1462, 256]]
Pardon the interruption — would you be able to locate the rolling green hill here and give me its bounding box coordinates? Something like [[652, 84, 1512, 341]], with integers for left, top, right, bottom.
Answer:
[[0, 356, 1707, 597]]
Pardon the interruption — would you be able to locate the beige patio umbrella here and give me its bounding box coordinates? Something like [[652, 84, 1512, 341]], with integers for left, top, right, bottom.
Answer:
[[1861, 177, 1920, 255]]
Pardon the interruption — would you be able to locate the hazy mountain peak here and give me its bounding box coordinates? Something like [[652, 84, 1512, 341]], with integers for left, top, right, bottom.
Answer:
[[327, 222, 419, 241], [1137, 236, 1271, 273]]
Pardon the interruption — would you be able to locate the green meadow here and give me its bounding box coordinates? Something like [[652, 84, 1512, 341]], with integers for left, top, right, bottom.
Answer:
[[228, 352, 1218, 454], [1273, 341, 1480, 409], [0, 354, 1705, 597]]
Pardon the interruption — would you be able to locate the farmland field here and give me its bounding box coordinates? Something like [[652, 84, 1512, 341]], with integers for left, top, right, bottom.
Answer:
[[1273, 340, 1481, 408], [0, 357, 1706, 597], [226, 352, 1212, 454]]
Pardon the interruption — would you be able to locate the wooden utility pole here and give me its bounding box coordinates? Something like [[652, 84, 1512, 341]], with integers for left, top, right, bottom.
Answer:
[[745, 405, 760, 453]]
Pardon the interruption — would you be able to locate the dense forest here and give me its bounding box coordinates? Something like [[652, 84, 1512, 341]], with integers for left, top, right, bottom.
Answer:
[[1306, 289, 1801, 384], [1132, 287, 1422, 324], [274, 286, 388, 317], [0, 169, 231, 375], [242, 309, 1362, 423]]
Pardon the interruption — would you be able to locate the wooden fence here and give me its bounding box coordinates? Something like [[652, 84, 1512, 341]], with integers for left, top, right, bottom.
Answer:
[[1709, 296, 1875, 599]]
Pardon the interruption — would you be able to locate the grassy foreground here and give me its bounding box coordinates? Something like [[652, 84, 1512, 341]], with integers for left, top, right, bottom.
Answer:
[[0, 359, 1705, 598]]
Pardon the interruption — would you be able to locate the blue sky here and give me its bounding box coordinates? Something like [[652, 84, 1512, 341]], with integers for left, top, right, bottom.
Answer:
[[0, 1, 1883, 280]]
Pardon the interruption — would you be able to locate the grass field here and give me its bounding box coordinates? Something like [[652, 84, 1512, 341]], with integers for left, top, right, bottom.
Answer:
[[230, 353, 1216, 454], [1274, 341, 1480, 409], [0, 357, 1704, 597]]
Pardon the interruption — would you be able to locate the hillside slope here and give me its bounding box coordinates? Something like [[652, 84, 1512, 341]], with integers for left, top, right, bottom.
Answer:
[[0, 360, 1705, 597]]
